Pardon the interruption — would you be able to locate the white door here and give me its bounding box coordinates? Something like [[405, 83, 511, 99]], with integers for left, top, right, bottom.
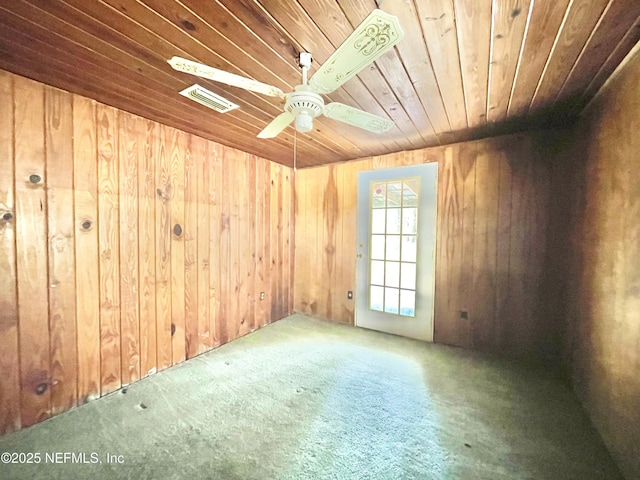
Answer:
[[355, 164, 438, 341]]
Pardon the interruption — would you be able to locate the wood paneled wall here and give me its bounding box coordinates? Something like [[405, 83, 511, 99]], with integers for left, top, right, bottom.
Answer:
[[0, 71, 293, 435], [550, 46, 640, 480], [294, 131, 562, 362]]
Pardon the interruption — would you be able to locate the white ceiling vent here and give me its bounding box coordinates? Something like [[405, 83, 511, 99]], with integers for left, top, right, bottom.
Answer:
[[179, 84, 239, 113]]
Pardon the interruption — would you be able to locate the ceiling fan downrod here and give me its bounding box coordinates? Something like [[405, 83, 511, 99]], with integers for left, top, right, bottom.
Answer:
[[298, 52, 312, 86]]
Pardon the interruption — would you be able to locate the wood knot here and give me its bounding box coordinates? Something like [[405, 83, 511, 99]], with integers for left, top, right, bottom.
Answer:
[[181, 19, 196, 31], [171, 323, 176, 336], [35, 383, 48, 395], [29, 174, 42, 184], [173, 224, 183, 237], [2, 212, 12, 221], [81, 220, 93, 231], [156, 188, 169, 202]]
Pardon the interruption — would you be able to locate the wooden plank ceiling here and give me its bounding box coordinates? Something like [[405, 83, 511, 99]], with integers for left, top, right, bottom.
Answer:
[[0, 0, 639, 168]]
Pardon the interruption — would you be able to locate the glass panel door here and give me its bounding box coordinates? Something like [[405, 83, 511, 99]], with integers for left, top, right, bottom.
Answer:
[[355, 163, 438, 342]]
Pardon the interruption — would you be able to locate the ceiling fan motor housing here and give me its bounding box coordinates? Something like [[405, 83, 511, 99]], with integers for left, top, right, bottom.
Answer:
[[285, 85, 324, 133]]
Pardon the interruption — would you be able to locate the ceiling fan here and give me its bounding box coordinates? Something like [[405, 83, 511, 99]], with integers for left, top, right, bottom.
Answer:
[[168, 9, 404, 139]]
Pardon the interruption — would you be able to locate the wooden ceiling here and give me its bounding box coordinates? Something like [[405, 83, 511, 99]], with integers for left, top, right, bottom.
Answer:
[[1, 1, 639, 168]]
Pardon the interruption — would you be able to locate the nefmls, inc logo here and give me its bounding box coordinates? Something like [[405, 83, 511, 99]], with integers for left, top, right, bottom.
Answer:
[[46, 452, 100, 464]]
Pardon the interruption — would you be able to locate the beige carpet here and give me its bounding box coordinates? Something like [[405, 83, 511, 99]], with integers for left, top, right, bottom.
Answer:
[[0, 314, 623, 479]]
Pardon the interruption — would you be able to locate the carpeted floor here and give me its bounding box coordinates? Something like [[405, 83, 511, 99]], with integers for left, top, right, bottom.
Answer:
[[0, 314, 623, 480]]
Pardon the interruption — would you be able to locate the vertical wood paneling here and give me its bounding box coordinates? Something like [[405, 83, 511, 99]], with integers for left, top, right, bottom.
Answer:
[[74, 96, 100, 402], [255, 158, 268, 328], [118, 112, 140, 385], [0, 71, 20, 434], [155, 125, 172, 370], [45, 86, 77, 414], [289, 169, 295, 315], [269, 163, 280, 321], [14, 78, 50, 427], [551, 47, 640, 480], [277, 165, 286, 319], [460, 143, 478, 346], [184, 135, 201, 359], [458, 143, 477, 347], [245, 156, 257, 332], [433, 145, 464, 345], [218, 146, 230, 345], [282, 166, 291, 318], [495, 141, 513, 351], [208, 143, 221, 348], [278, 164, 286, 319], [237, 153, 250, 337], [97, 104, 120, 395], [471, 143, 499, 349], [322, 166, 338, 320], [310, 168, 331, 318], [330, 166, 344, 323], [170, 129, 186, 365], [293, 169, 310, 315], [196, 141, 211, 353], [1, 71, 295, 436], [294, 133, 554, 359], [506, 141, 533, 355], [340, 161, 361, 324], [260, 159, 271, 325], [226, 149, 239, 341], [530, 151, 550, 353], [138, 119, 157, 377]]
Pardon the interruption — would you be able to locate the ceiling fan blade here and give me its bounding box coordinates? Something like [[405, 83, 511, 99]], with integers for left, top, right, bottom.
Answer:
[[324, 102, 394, 134], [309, 10, 404, 94], [168, 56, 285, 99], [257, 112, 295, 138]]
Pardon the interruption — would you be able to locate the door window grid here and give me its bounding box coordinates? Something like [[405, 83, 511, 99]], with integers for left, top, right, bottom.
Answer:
[[368, 178, 419, 317]]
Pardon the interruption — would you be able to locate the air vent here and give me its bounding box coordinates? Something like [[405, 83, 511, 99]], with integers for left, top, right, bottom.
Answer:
[[178, 84, 239, 113]]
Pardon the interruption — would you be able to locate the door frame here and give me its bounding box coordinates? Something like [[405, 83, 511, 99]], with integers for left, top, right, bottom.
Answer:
[[355, 163, 438, 342]]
